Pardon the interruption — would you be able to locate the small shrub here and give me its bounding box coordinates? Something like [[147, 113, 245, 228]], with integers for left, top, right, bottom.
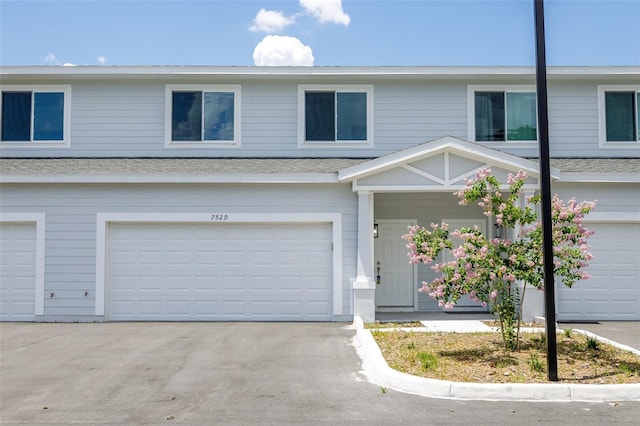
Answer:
[[417, 352, 438, 370], [529, 354, 545, 373], [586, 335, 600, 350]]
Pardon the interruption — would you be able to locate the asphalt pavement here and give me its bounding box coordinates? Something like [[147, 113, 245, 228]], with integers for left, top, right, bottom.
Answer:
[[0, 322, 639, 425]]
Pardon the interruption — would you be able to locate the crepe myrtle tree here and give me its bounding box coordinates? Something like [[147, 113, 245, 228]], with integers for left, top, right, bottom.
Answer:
[[403, 169, 596, 351]]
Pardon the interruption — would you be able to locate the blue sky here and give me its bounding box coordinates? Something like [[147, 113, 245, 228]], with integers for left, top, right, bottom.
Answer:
[[1, 0, 639, 67]]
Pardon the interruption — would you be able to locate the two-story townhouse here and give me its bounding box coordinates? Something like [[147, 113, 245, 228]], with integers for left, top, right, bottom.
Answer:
[[1, 66, 638, 323]]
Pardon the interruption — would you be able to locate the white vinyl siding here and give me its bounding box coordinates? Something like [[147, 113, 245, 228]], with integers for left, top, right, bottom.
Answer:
[[107, 222, 332, 321], [1, 76, 639, 158], [0, 183, 356, 320]]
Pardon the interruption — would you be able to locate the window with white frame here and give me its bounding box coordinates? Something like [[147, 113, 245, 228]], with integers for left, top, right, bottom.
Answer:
[[165, 85, 240, 147], [468, 85, 537, 143], [298, 85, 373, 147], [598, 86, 640, 145], [1, 85, 71, 147]]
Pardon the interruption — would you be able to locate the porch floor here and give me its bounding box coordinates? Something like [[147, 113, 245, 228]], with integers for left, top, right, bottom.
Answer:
[[374, 311, 493, 323]]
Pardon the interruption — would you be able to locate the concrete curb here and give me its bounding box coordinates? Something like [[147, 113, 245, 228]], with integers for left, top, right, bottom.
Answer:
[[350, 318, 640, 402]]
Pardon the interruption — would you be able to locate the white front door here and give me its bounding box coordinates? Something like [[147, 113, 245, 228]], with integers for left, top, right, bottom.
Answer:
[[442, 219, 488, 311], [374, 220, 415, 308]]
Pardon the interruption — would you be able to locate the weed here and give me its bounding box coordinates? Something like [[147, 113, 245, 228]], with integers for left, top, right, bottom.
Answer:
[[529, 354, 545, 373], [417, 352, 438, 371], [618, 364, 639, 377], [531, 333, 546, 350], [380, 386, 387, 394], [586, 335, 600, 350], [407, 341, 415, 350], [563, 328, 572, 338]]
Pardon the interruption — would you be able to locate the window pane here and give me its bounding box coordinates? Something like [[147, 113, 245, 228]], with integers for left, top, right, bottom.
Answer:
[[33, 92, 64, 140], [506, 92, 537, 141], [305, 92, 335, 141], [172, 91, 202, 141], [2, 92, 31, 141], [605, 92, 634, 141], [337, 92, 367, 140], [203, 92, 234, 141], [475, 92, 504, 141]]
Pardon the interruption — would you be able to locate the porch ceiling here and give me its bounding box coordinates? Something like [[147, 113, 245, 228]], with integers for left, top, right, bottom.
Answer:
[[338, 136, 554, 192]]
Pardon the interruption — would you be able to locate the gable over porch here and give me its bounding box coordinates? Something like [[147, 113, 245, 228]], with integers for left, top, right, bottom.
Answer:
[[338, 136, 551, 322]]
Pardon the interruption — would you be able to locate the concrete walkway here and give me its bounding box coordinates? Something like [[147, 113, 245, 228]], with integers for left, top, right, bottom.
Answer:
[[353, 317, 640, 402]]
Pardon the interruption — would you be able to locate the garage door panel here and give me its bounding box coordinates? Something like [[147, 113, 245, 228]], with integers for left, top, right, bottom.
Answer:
[[0, 224, 37, 321], [558, 222, 639, 321], [108, 222, 332, 321]]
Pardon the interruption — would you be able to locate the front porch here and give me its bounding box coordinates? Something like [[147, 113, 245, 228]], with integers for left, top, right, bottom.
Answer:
[[339, 136, 552, 323]]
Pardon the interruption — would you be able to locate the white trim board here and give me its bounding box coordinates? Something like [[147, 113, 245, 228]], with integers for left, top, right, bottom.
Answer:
[[95, 212, 343, 318], [0, 213, 46, 315]]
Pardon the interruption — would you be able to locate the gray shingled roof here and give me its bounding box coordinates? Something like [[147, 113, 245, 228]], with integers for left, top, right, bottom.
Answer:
[[1, 158, 638, 179], [0, 158, 370, 175], [548, 158, 640, 174]]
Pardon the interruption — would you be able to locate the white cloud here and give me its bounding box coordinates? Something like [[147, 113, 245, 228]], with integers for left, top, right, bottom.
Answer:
[[43, 52, 76, 66], [97, 56, 107, 64], [300, 0, 350, 26], [44, 52, 58, 64], [250, 8, 294, 33], [253, 35, 314, 66]]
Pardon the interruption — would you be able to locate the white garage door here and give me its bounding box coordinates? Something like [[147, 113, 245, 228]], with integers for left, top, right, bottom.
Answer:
[[108, 222, 333, 321], [558, 223, 640, 321], [0, 223, 37, 321]]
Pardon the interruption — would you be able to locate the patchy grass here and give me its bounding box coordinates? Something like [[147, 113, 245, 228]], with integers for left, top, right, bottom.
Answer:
[[371, 330, 640, 384], [365, 322, 423, 329]]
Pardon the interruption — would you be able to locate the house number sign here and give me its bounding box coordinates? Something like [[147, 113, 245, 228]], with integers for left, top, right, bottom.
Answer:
[[210, 214, 230, 221]]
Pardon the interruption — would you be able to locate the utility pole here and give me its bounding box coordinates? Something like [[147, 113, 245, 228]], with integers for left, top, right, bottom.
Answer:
[[534, 0, 558, 381]]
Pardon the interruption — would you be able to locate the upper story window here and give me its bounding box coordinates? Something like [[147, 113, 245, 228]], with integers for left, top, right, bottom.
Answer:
[[0, 85, 71, 148], [165, 85, 240, 148], [598, 85, 640, 146], [298, 85, 373, 148], [468, 85, 537, 144]]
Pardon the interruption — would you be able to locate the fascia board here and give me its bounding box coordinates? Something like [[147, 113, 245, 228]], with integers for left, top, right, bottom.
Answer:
[[0, 173, 339, 184], [339, 136, 557, 182], [2, 66, 638, 79]]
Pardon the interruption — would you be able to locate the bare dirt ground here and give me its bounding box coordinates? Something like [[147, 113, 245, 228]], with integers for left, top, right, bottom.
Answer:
[[371, 327, 640, 384]]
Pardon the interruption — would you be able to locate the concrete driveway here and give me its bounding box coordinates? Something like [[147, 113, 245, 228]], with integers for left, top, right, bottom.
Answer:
[[1, 322, 639, 425]]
